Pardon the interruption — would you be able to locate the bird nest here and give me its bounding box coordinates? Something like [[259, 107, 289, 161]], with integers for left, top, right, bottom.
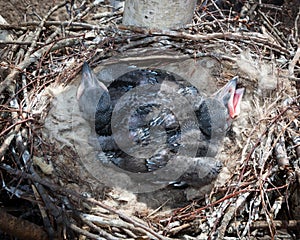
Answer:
[[0, 0, 300, 239]]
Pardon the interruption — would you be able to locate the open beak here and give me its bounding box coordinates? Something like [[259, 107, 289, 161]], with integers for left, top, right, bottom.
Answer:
[[214, 76, 244, 119]]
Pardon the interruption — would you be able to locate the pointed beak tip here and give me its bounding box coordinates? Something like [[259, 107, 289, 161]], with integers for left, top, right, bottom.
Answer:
[[82, 61, 92, 74], [82, 61, 88, 68], [229, 76, 238, 86]]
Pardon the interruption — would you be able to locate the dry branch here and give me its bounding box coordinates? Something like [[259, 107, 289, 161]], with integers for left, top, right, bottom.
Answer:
[[0, 208, 48, 240]]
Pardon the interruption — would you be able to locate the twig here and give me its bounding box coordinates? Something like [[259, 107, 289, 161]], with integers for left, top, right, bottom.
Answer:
[[31, 184, 55, 239], [81, 214, 148, 239], [0, 2, 68, 95], [118, 25, 290, 55], [232, 219, 300, 230], [86, 198, 168, 240], [237, 106, 291, 185], [69, 223, 106, 240], [20, 20, 108, 30], [0, 40, 42, 45], [168, 223, 191, 235], [118, 36, 171, 52], [216, 192, 251, 240], [82, 218, 120, 240], [0, 118, 35, 137], [0, 131, 16, 159], [0, 23, 27, 31], [295, 7, 300, 40], [0, 208, 48, 240], [259, 3, 282, 11], [0, 164, 168, 240], [288, 42, 300, 76], [257, 9, 286, 47]]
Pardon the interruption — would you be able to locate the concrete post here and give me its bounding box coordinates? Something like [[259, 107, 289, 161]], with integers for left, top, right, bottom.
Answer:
[[122, 0, 197, 29]]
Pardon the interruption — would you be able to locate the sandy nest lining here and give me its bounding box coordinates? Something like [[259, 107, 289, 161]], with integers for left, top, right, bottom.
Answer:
[[0, 1, 300, 239]]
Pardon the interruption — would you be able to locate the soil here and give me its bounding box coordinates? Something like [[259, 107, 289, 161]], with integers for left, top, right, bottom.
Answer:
[[0, 0, 67, 24]]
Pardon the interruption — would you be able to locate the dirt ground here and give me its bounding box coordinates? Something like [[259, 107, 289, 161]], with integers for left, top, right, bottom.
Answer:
[[0, 0, 67, 24]]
